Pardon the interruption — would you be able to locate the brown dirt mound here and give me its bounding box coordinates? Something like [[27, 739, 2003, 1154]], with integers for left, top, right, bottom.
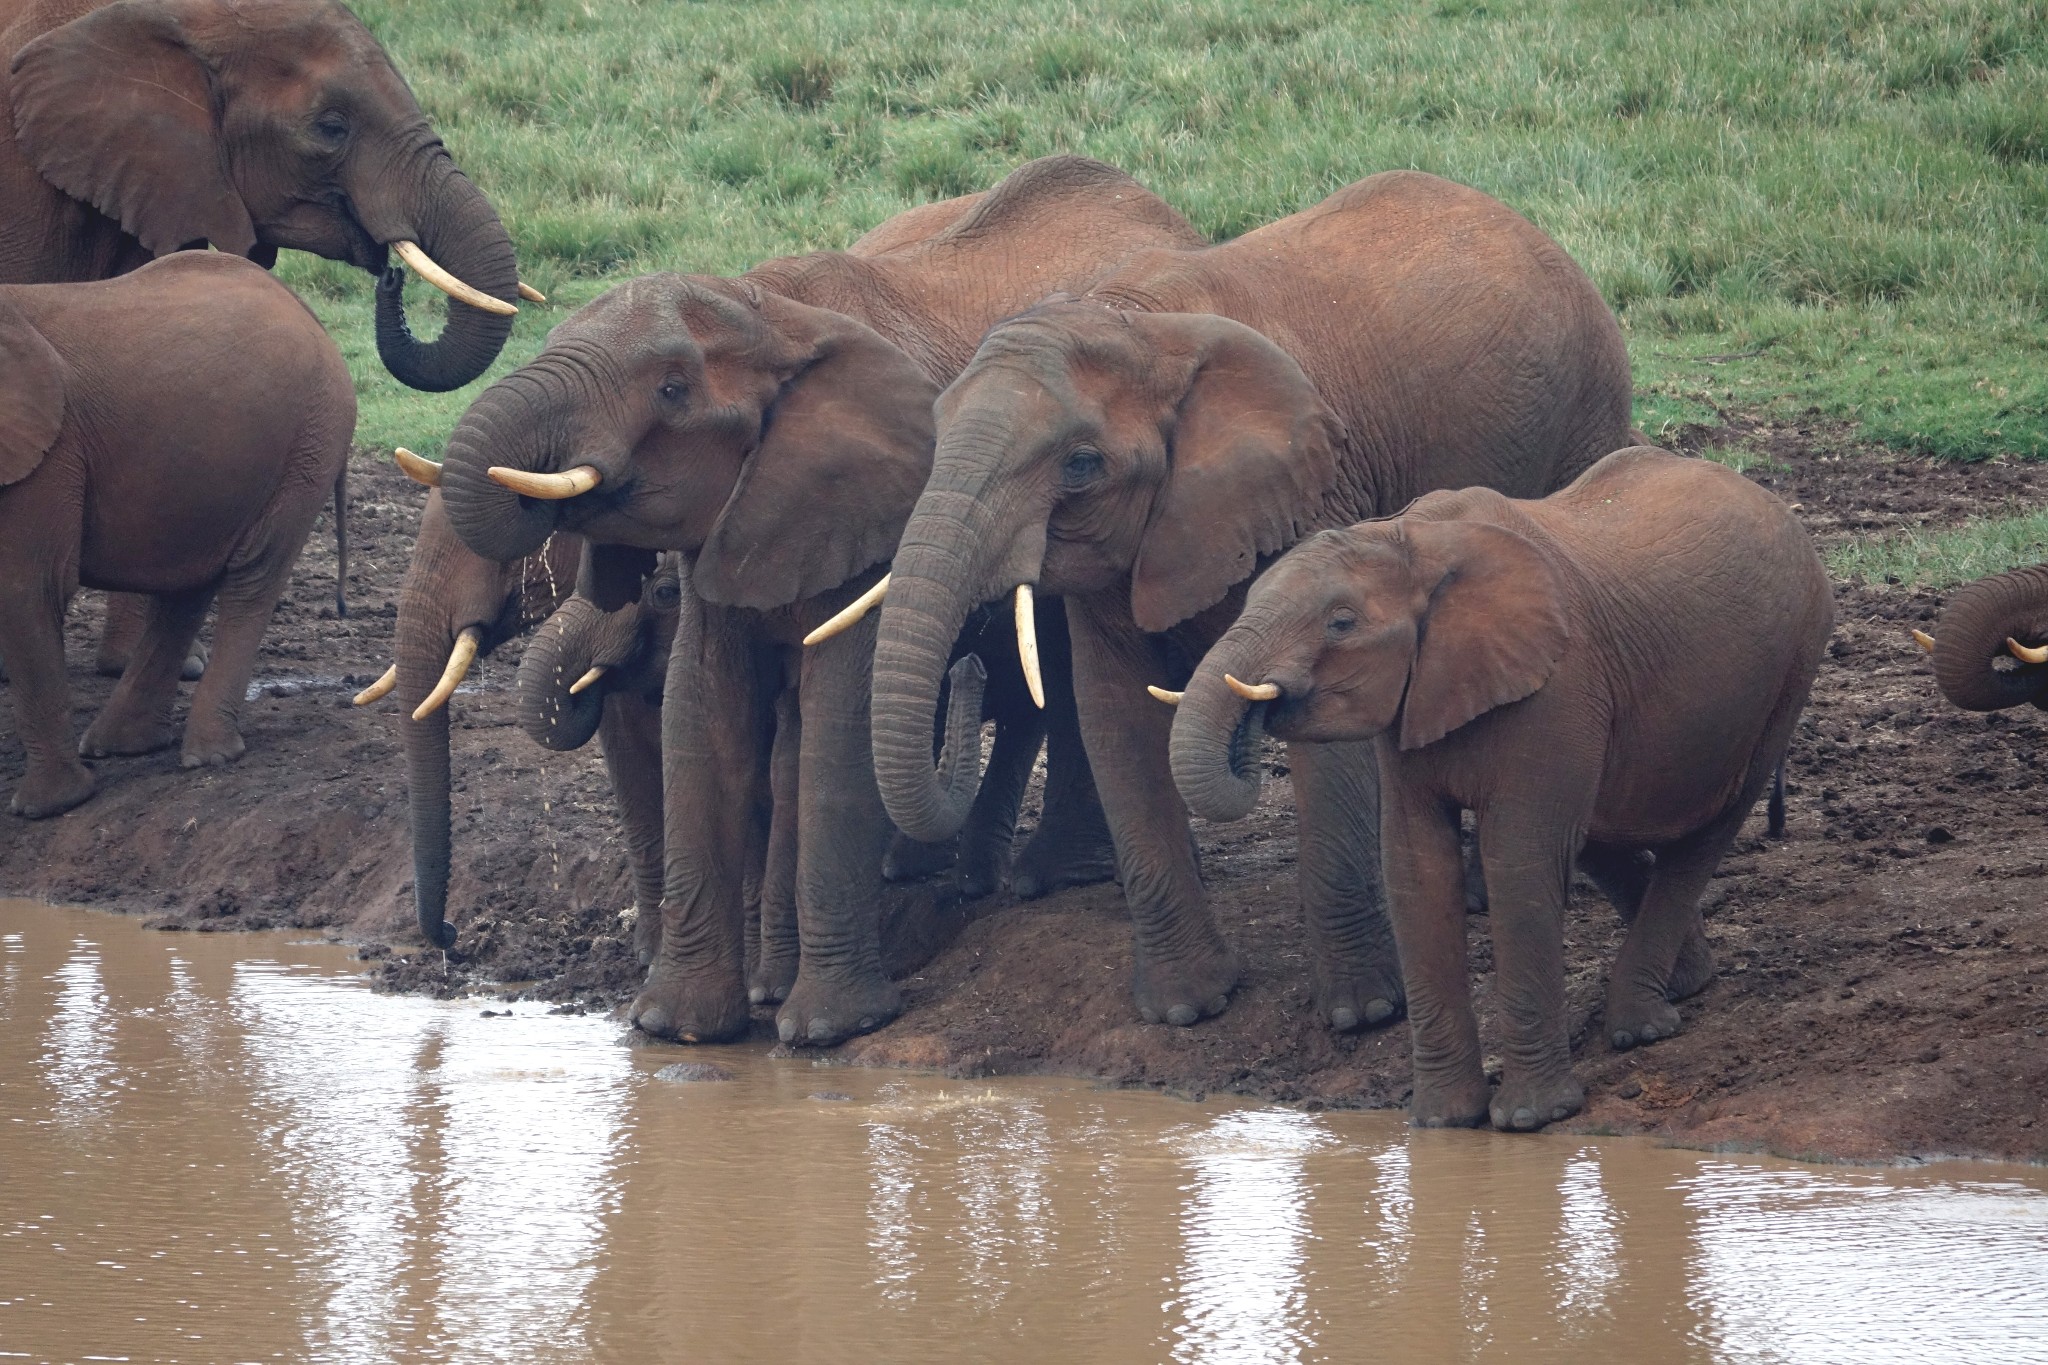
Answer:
[[2, 421, 2042, 1165]]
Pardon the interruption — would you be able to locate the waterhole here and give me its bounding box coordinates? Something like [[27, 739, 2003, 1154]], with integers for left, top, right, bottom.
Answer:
[[1, 900, 2043, 1364]]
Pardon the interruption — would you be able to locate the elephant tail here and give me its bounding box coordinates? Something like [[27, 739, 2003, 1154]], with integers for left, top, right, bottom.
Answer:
[[333, 462, 349, 620], [1767, 758, 1786, 838]]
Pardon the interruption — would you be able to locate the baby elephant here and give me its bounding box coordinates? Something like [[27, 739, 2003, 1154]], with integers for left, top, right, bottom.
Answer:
[[1169, 448, 1831, 1132], [0, 252, 355, 817]]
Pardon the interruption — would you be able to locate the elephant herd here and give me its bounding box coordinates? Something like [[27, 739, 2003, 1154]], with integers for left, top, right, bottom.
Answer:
[[1, 0, 2036, 1133]]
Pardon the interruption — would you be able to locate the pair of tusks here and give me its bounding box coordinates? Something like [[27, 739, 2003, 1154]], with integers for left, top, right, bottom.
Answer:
[[393, 448, 605, 503], [348, 628, 481, 721], [1147, 675, 1278, 704], [800, 577, 1049, 711], [1910, 628, 2048, 664], [391, 240, 544, 316]]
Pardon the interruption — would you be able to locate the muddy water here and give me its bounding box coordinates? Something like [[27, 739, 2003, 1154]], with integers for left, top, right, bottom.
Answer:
[[2, 901, 2045, 1365]]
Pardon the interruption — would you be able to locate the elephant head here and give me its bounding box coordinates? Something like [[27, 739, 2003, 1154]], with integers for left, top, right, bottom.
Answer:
[[869, 299, 1346, 841], [1922, 564, 2048, 712], [516, 553, 682, 753], [10, 0, 519, 390], [433, 273, 937, 609], [356, 476, 583, 948], [1168, 515, 1568, 822]]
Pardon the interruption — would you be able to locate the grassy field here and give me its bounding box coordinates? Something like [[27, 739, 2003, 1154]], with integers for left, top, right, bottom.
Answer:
[[285, 0, 2048, 583]]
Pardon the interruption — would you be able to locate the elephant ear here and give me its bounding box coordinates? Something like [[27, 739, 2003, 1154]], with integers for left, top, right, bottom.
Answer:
[[1397, 519, 1569, 751], [0, 297, 68, 488], [9, 0, 257, 258], [694, 295, 937, 611], [1130, 314, 1344, 633]]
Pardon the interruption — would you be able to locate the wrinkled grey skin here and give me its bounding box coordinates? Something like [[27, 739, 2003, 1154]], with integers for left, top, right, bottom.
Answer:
[[1926, 564, 2048, 713]]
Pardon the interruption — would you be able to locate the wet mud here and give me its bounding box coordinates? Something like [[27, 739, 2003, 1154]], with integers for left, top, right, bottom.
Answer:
[[1, 420, 2043, 1166]]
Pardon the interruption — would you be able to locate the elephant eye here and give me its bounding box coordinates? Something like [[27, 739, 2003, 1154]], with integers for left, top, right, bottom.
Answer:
[[1327, 611, 1357, 638], [312, 111, 350, 145], [657, 378, 686, 404], [651, 577, 681, 610], [1060, 447, 1104, 490]]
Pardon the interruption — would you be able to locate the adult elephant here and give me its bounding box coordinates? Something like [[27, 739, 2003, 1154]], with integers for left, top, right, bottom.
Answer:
[[350, 463, 583, 949], [0, 251, 354, 816], [1916, 567, 2048, 712], [865, 170, 1635, 1033], [435, 155, 1202, 1046]]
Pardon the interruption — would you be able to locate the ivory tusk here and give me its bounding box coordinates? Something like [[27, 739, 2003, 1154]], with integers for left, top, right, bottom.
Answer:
[[1911, 629, 1935, 654], [803, 573, 890, 646], [518, 281, 547, 304], [488, 465, 602, 500], [352, 664, 398, 706], [2008, 637, 2048, 664], [1147, 685, 1183, 705], [413, 627, 482, 720], [1015, 584, 1045, 709], [1225, 673, 1281, 702], [393, 446, 443, 487], [568, 665, 606, 695], [392, 240, 517, 316]]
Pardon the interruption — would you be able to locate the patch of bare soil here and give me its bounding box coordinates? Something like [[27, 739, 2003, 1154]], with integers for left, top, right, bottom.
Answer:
[[2, 422, 2043, 1165]]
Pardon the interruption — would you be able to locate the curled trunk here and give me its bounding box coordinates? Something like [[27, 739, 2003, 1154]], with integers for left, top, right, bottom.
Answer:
[[1931, 564, 2048, 712], [1170, 631, 1272, 823], [373, 160, 519, 393], [516, 600, 607, 752]]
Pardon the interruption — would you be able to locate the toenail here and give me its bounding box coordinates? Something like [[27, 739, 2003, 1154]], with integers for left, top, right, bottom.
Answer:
[[1330, 1007, 1359, 1032], [1364, 998, 1394, 1025], [1139, 1007, 1160, 1024], [857, 1016, 876, 1031], [748, 986, 767, 1004], [807, 1018, 833, 1041], [1166, 1004, 1198, 1026], [777, 1017, 797, 1043], [1513, 1107, 1537, 1128]]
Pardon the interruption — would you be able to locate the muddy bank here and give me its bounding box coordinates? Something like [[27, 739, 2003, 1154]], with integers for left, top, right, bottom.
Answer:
[[1, 425, 2043, 1166]]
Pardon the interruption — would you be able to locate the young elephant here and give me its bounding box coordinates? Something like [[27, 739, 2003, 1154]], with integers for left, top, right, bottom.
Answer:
[[0, 251, 354, 817], [1169, 449, 1832, 1132]]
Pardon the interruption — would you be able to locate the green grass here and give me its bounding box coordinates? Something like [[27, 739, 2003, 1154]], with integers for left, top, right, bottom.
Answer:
[[1830, 509, 2048, 586], [279, 0, 2048, 467]]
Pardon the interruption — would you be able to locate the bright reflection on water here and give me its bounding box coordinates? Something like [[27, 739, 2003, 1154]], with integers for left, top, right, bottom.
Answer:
[[2, 899, 2045, 1365]]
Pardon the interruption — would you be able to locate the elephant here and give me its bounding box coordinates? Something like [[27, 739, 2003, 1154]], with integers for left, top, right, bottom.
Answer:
[[1168, 448, 1833, 1131], [350, 464, 585, 949], [0, 250, 354, 817], [432, 154, 1202, 1046], [864, 169, 1635, 1035], [1915, 566, 2048, 712]]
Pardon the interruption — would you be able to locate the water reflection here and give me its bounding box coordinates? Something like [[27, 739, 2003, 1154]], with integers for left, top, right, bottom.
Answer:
[[2, 899, 2045, 1365]]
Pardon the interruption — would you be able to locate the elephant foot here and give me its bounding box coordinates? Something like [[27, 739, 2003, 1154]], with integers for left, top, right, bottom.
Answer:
[[953, 830, 1012, 902], [79, 710, 175, 758], [775, 969, 899, 1047], [1489, 1072, 1584, 1132], [11, 761, 96, 819], [1317, 960, 1406, 1033], [881, 831, 955, 883], [1410, 1072, 1492, 1129], [1132, 943, 1240, 1027], [629, 963, 749, 1044], [748, 949, 799, 1006], [1666, 927, 1715, 1001], [1010, 821, 1119, 901], [179, 723, 247, 770], [1607, 992, 1683, 1052]]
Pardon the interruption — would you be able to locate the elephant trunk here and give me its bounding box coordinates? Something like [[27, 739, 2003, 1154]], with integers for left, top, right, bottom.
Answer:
[[395, 605, 460, 950], [515, 600, 608, 752], [372, 156, 519, 394], [1931, 564, 2048, 712], [438, 369, 566, 562], [871, 453, 1026, 843], [1170, 625, 1273, 823]]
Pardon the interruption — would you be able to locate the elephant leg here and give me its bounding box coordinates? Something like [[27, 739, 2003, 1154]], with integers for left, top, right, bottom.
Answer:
[[1477, 806, 1586, 1133], [1286, 738, 1403, 1032], [953, 702, 1042, 901], [1381, 781, 1487, 1127], [776, 621, 900, 1046], [1576, 842, 1653, 922], [97, 592, 205, 681], [1606, 807, 1748, 1052], [178, 544, 306, 769], [751, 683, 802, 1005], [632, 600, 764, 1043], [598, 694, 666, 967], [80, 589, 211, 759], [1011, 598, 1116, 900], [1066, 592, 1237, 1026], [0, 555, 93, 819]]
